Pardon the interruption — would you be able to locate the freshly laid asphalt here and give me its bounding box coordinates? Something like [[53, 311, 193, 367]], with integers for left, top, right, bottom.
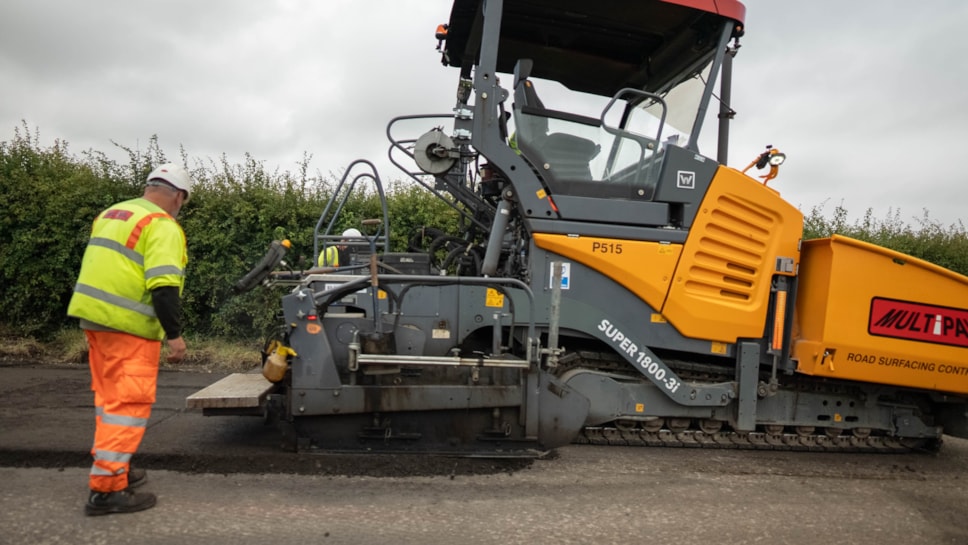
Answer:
[[2, 363, 968, 545], [0, 363, 282, 469]]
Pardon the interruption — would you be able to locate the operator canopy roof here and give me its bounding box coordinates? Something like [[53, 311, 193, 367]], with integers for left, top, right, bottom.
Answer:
[[444, 0, 746, 97]]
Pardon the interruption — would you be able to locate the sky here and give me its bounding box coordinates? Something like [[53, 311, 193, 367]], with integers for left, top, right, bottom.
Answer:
[[2, 0, 967, 226]]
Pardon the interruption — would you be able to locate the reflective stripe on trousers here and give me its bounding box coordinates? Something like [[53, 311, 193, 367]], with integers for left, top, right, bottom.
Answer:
[[86, 330, 160, 492]]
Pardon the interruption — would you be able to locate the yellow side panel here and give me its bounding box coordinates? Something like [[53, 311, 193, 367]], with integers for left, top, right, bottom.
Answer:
[[532, 234, 681, 312], [662, 166, 803, 342], [794, 235, 968, 395]]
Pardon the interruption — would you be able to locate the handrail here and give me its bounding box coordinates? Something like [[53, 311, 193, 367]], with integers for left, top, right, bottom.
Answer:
[[312, 159, 390, 265]]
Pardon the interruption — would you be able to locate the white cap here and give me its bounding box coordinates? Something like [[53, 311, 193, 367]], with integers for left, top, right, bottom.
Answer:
[[341, 228, 362, 238], [147, 163, 193, 201]]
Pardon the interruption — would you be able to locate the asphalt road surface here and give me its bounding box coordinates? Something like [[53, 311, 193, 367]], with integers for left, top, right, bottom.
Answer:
[[1, 363, 967, 545]]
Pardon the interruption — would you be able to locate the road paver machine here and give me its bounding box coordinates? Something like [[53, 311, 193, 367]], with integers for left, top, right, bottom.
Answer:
[[189, 0, 968, 454]]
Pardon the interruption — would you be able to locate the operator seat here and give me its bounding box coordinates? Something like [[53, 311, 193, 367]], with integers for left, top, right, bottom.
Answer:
[[511, 59, 548, 152], [512, 59, 600, 184]]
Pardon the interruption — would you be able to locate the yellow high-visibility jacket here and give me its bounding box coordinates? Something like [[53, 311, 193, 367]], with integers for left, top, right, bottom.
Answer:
[[68, 198, 187, 340], [318, 245, 339, 267]]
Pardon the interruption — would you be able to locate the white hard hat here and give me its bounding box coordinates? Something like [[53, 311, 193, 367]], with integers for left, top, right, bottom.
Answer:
[[147, 163, 193, 201], [341, 228, 362, 238]]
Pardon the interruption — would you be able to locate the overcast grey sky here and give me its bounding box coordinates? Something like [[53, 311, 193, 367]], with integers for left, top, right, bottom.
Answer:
[[2, 1, 967, 226]]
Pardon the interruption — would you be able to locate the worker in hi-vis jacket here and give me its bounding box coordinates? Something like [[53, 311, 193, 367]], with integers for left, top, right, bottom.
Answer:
[[68, 163, 192, 516]]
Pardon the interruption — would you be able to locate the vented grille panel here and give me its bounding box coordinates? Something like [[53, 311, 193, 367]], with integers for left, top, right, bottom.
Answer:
[[682, 195, 775, 303]]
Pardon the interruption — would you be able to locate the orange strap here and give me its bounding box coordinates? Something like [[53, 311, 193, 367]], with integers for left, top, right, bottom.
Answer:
[[125, 212, 172, 249]]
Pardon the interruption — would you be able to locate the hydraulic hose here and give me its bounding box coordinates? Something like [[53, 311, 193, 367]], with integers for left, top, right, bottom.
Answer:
[[482, 200, 511, 276]]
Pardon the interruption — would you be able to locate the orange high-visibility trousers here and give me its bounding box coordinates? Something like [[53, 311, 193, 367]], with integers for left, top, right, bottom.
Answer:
[[85, 330, 160, 493]]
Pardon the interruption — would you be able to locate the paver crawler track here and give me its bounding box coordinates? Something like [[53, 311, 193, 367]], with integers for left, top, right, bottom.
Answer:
[[576, 426, 939, 453], [560, 351, 940, 453]]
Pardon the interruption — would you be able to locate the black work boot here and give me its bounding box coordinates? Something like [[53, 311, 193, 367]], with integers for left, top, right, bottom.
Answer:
[[127, 467, 147, 489], [84, 489, 157, 516]]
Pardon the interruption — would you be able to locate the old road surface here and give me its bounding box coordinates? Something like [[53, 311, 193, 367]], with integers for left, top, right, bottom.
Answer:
[[1, 362, 967, 545]]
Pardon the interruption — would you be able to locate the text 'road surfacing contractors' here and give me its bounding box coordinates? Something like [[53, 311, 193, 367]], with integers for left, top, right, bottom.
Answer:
[[845, 352, 968, 377]]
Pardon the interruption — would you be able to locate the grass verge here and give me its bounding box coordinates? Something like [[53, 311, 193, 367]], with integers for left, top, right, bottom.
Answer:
[[0, 329, 262, 373]]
